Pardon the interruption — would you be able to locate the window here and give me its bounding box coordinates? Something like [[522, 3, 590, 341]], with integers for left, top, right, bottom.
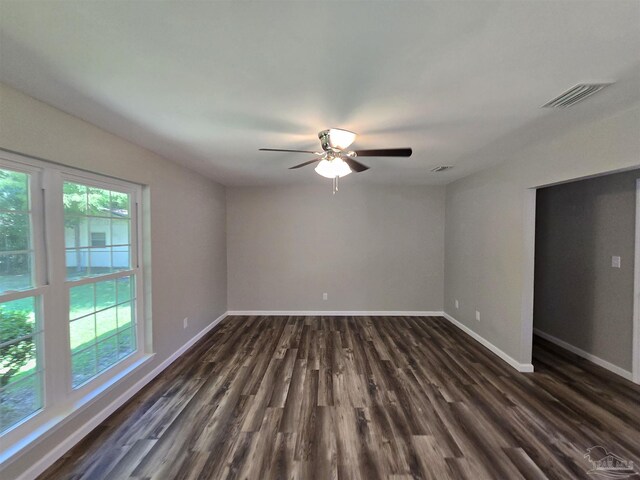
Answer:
[[0, 166, 43, 433], [64, 182, 138, 387], [0, 152, 146, 441]]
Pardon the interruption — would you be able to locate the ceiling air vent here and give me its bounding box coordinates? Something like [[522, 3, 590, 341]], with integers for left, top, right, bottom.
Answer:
[[431, 165, 453, 173], [542, 83, 612, 108]]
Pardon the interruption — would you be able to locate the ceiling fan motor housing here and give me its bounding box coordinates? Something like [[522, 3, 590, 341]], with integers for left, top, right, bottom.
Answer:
[[318, 129, 333, 151]]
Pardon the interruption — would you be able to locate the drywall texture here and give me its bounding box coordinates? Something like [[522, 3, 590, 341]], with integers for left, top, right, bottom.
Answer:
[[534, 169, 638, 371], [445, 102, 640, 364], [0, 82, 227, 478], [227, 184, 445, 312]]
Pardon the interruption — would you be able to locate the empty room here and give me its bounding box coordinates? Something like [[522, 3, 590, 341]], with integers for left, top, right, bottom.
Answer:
[[0, 1, 639, 479]]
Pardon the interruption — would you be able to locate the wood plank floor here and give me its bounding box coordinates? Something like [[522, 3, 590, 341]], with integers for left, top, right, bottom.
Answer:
[[38, 316, 640, 479]]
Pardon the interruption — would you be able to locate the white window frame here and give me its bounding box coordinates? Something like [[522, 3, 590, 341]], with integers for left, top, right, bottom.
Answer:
[[0, 158, 47, 434], [0, 150, 150, 464]]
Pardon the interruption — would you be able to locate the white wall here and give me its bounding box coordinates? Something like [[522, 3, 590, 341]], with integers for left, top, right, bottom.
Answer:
[[444, 103, 640, 364], [0, 82, 227, 479], [227, 184, 445, 312]]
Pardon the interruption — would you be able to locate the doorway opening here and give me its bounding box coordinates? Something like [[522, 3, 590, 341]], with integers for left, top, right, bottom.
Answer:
[[531, 169, 640, 383]]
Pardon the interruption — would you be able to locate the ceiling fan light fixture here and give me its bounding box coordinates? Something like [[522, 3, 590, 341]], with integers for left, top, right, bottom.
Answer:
[[314, 158, 352, 178], [327, 128, 356, 150]]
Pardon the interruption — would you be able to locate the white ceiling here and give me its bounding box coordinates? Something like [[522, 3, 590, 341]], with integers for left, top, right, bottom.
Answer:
[[1, 1, 639, 186]]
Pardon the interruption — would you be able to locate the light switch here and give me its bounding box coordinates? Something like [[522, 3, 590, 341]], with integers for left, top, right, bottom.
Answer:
[[612, 256, 621, 268]]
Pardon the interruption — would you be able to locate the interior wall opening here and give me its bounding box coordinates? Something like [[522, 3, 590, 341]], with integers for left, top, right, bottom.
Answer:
[[532, 168, 640, 383]]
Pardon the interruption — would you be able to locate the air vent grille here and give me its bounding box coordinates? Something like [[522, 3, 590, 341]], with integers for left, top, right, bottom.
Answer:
[[542, 83, 612, 108], [431, 165, 453, 173]]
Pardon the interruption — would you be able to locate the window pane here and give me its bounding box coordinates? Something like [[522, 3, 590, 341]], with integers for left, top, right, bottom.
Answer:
[[0, 373, 41, 433], [64, 221, 85, 249], [1, 297, 36, 344], [112, 246, 130, 272], [89, 217, 110, 247], [110, 191, 129, 217], [89, 248, 111, 275], [111, 219, 130, 245], [0, 168, 33, 293], [116, 276, 133, 303], [63, 182, 87, 215], [69, 275, 133, 388], [95, 278, 116, 310], [0, 296, 41, 433], [97, 336, 118, 372], [0, 299, 38, 388], [72, 347, 96, 388], [117, 302, 134, 330], [64, 182, 132, 279], [0, 212, 31, 251], [0, 253, 32, 292], [69, 314, 95, 350], [87, 187, 110, 217], [117, 327, 135, 360], [70, 283, 94, 320], [66, 248, 90, 280], [0, 169, 29, 211], [96, 308, 117, 338]]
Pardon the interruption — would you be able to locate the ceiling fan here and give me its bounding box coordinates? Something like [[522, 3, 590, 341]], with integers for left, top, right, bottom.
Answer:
[[259, 128, 412, 192]]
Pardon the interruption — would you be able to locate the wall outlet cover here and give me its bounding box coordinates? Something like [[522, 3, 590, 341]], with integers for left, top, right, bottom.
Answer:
[[475, 310, 480, 321]]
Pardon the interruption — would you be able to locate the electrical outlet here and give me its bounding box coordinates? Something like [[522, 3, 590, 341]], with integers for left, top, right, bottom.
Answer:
[[475, 310, 480, 321], [612, 256, 621, 268], [323, 292, 328, 301], [455, 299, 459, 309], [183, 317, 188, 329]]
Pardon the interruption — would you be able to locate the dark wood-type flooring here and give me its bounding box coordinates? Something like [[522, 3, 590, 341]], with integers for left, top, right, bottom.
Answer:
[[38, 316, 640, 479]]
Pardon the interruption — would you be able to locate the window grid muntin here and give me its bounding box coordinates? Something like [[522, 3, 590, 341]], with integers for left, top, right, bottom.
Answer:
[[69, 297, 135, 323]]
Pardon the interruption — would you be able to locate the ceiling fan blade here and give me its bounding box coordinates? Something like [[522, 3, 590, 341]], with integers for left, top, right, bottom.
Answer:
[[259, 148, 318, 154], [289, 158, 321, 169], [354, 148, 412, 157], [343, 157, 369, 172]]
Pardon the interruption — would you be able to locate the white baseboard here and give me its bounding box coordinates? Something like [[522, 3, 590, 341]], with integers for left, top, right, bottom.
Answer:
[[442, 312, 534, 373], [11, 312, 228, 480], [226, 310, 444, 316], [533, 328, 633, 381]]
